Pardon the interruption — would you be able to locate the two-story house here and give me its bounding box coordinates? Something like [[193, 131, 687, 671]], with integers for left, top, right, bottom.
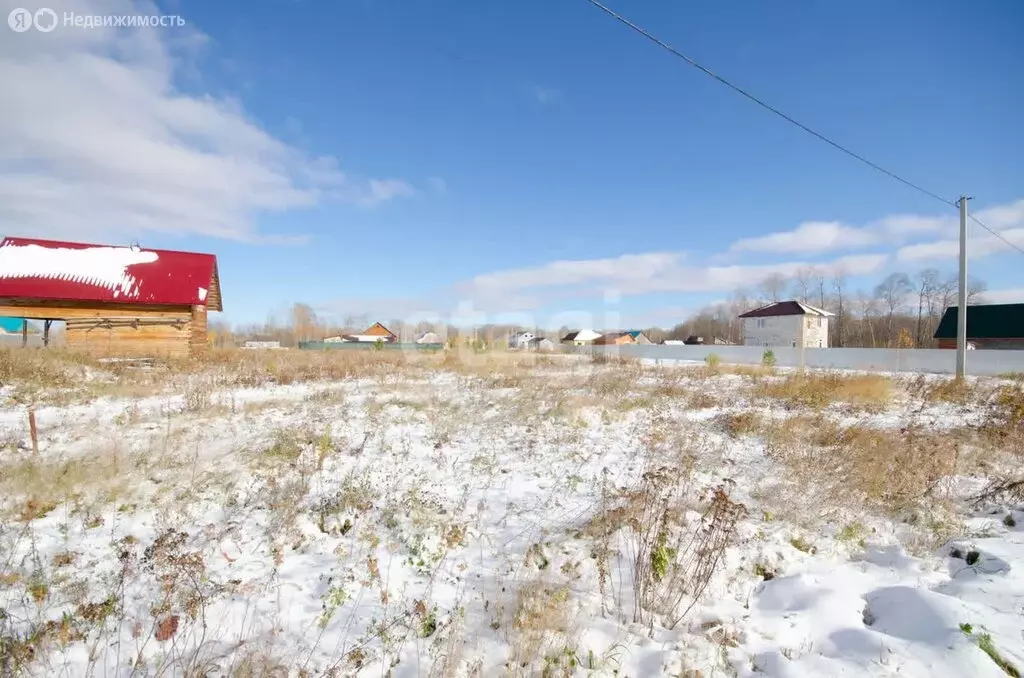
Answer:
[[509, 331, 536, 349], [738, 301, 833, 348]]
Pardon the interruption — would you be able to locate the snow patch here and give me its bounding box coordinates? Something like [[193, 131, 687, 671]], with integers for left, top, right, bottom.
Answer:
[[0, 244, 158, 297]]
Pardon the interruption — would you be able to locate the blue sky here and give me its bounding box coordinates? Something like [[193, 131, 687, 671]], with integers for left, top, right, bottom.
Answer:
[[2, 0, 1022, 329]]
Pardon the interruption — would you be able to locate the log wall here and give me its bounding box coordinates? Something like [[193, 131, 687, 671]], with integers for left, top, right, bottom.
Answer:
[[0, 300, 202, 358]]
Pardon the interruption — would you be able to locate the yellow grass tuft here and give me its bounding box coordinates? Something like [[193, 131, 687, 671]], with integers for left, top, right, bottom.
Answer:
[[756, 372, 892, 410]]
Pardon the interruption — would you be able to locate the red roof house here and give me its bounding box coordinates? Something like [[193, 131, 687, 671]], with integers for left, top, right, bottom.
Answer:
[[0, 237, 223, 357]]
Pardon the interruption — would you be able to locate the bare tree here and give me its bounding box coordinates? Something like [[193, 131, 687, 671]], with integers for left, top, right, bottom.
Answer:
[[967, 276, 988, 304], [759, 273, 788, 304], [831, 271, 847, 347], [914, 269, 941, 347], [813, 267, 828, 308], [728, 289, 755, 343], [855, 290, 881, 347], [874, 272, 912, 346], [935, 274, 987, 309], [292, 303, 318, 344], [791, 267, 814, 304]]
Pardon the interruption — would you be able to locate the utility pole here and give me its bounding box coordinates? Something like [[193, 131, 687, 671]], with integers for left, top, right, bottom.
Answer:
[[956, 196, 972, 380]]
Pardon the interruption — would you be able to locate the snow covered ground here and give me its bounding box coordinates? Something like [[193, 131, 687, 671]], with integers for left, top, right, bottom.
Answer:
[[0, 351, 1022, 677]]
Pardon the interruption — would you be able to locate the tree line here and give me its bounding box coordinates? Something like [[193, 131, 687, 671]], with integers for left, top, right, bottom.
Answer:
[[651, 267, 987, 348], [211, 267, 988, 350]]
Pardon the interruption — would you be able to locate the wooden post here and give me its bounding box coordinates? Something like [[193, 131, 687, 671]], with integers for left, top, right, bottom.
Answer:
[[43, 320, 52, 347], [28, 407, 38, 455], [22, 319, 28, 347]]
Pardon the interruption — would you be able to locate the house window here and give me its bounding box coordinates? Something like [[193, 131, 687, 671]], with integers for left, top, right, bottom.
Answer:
[[807, 318, 813, 329], [792, 341, 797, 348], [816, 317, 822, 328], [757, 318, 765, 328]]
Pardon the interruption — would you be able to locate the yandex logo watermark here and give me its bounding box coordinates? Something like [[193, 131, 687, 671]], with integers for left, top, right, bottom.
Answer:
[[8, 7, 185, 32]]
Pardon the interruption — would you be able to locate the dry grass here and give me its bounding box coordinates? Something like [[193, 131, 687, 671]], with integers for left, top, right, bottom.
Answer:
[[911, 375, 984, 406], [507, 581, 575, 670], [1, 450, 138, 522], [2, 345, 1016, 674], [0, 347, 452, 406], [717, 411, 765, 438], [716, 364, 774, 379], [765, 420, 961, 518], [756, 372, 892, 410]]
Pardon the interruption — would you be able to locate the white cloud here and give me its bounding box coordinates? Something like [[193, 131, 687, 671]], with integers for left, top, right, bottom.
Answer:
[[456, 250, 888, 307], [0, 0, 412, 243], [467, 252, 681, 293], [729, 208, 961, 256], [731, 221, 878, 254], [981, 288, 1024, 305], [897, 201, 1024, 262], [327, 250, 889, 325]]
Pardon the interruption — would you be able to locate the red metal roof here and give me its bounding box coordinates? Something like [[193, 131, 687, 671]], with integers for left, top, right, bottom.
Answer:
[[0, 237, 222, 311]]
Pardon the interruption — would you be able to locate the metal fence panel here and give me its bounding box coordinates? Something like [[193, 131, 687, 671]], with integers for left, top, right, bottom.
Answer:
[[562, 344, 1024, 376], [298, 341, 444, 351]]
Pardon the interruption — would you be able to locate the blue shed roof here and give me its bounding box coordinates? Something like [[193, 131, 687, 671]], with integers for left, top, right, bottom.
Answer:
[[0, 317, 28, 333]]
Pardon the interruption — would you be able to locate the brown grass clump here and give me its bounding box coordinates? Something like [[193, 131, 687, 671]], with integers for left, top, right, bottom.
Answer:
[[584, 370, 639, 399], [590, 353, 639, 367], [647, 376, 691, 400], [16, 497, 58, 523], [987, 385, 1024, 436], [1, 450, 141, 521], [768, 422, 960, 517], [911, 375, 982, 406], [719, 364, 773, 379], [756, 372, 892, 410], [686, 391, 719, 409], [507, 582, 575, 672], [762, 414, 844, 449], [969, 384, 1024, 505], [717, 411, 765, 438]]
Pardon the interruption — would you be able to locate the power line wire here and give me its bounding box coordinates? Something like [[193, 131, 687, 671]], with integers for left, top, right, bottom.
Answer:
[[586, 0, 1024, 261], [584, 0, 957, 209], [969, 214, 1024, 257]]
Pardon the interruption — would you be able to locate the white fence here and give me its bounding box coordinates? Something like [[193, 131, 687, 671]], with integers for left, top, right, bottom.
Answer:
[[565, 344, 1024, 376]]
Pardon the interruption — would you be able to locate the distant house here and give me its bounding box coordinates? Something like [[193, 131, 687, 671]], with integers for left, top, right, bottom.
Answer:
[[327, 322, 397, 344], [242, 340, 282, 350], [509, 331, 536, 349], [683, 335, 705, 345], [526, 337, 555, 352], [738, 300, 833, 348], [593, 332, 634, 346], [624, 330, 652, 345], [933, 303, 1024, 349], [416, 331, 442, 345], [560, 329, 602, 345]]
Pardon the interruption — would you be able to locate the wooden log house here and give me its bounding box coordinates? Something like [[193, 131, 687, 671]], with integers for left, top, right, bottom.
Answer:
[[0, 237, 223, 358]]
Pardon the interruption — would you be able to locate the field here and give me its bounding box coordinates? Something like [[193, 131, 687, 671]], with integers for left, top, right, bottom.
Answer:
[[0, 348, 1022, 677]]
